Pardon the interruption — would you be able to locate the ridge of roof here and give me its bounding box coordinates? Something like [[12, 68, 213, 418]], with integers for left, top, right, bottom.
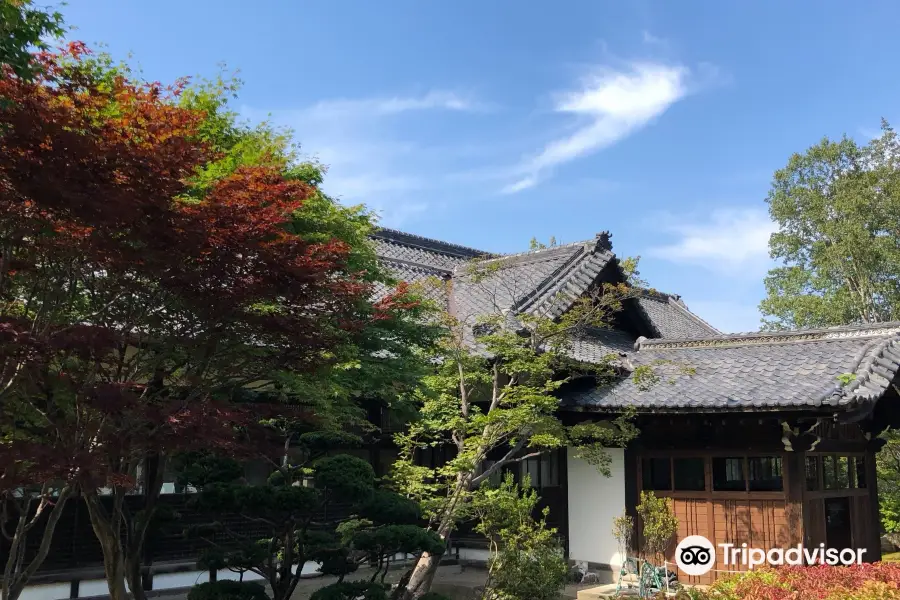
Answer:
[[657, 294, 722, 336], [371, 227, 491, 259], [519, 249, 616, 319], [461, 232, 613, 270], [464, 239, 591, 267], [636, 287, 681, 301], [455, 242, 584, 271], [830, 335, 900, 404], [636, 321, 900, 350]]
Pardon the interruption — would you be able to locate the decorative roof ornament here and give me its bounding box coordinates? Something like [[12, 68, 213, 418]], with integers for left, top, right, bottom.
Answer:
[[594, 231, 613, 252]]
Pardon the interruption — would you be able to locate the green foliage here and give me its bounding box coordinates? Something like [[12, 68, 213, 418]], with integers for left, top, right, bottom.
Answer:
[[187, 581, 268, 600], [418, 594, 452, 600], [528, 236, 557, 250], [358, 489, 421, 525], [636, 491, 677, 561], [314, 546, 357, 579], [472, 475, 568, 600], [878, 429, 900, 539], [392, 261, 641, 527], [391, 251, 648, 598], [310, 581, 388, 600], [196, 549, 227, 573], [653, 587, 710, 600], [178, 76, 293, 196], [836, 372, 857, 386], [179, 75, 439, 433], [298, 431, 363, 453], [632, 365, 660, 391], [761, 120, 900, 329], [611, 510, 634, 557], [179, 451, 439, 600], [352, 524, 444, 559], [170, 452, 243, 489], [315, 455, 376, 500], [0, 0, 65, 82]]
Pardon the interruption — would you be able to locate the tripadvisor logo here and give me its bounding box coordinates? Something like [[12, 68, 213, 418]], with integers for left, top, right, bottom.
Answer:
[[675, 535, 716, 576], [674, 535, 868, 576]]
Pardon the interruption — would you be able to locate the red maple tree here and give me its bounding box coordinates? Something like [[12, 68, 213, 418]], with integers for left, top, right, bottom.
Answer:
[[0, 44, 370, 600]]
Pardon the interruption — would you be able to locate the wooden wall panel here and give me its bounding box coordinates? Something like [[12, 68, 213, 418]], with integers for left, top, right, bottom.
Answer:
[[666, 498, 714, 586], [806, 499, 826, 548], [850, 494, 874, 559], [709, 500, 788, 580]]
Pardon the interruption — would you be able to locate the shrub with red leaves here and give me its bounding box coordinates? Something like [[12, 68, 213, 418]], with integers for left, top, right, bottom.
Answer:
[[664, 563, 900, 600]]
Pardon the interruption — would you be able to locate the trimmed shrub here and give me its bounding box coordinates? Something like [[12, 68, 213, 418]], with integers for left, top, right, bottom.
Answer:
[[418, 594, 452, 600], [708, 563, 900, 600], [309, 581, 388, 600], [187, 581, 269, 600]]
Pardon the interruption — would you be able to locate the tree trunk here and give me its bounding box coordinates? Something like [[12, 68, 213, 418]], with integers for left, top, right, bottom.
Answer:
[[401, 472, 476, 599], [124, 554, 144, 600], [125, 454, 166, 600], [83, 492, 129, 600], [400, 512, 456, 599], [2, 487, 72, 600]]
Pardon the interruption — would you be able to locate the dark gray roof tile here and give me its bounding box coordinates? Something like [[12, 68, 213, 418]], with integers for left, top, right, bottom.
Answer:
[[369, 228, 716, 366], [566, 322, 900, 411], [635, 294, 721, 339], [565, 328, 637, 363]]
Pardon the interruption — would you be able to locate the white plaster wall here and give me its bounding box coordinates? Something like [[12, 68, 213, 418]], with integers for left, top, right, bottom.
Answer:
[[456, 548, 491, 563], [153, 571, 208, 589], [76, 580, 113, 597], [18, 583, 70, 600], [566, 448, 625, 568], [217, 569, 266, 582]]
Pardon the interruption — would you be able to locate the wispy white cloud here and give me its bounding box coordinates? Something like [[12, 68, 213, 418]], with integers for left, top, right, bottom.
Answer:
[[500, 175, 539, 194], [646, 208, 776, 274], [241, 90, 484, 226], [302, 91, 485, 120], [642, 31, 668, 46], [502, 62, 689, 193]]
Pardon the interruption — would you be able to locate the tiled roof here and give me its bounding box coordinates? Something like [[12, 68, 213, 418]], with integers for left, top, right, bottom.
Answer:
[[634, 292, 721, 339], [565, 322, 900, 411], [566, 328, 637, 364], [368, 229, 900, 412], [370, 228, 489, 303], [450, 239, 614, 327], [369, 228, 708, 360], [371, 228, 488, 272]]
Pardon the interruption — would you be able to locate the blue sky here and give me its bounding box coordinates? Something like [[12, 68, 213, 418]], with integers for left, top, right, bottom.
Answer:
[[62, 0, 900, 333]]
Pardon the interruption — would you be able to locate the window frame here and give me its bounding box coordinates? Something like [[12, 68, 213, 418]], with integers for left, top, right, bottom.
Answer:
[[638, 452, 788, 499], [519, 449, 560, 489], [805, 451, 869, 498]]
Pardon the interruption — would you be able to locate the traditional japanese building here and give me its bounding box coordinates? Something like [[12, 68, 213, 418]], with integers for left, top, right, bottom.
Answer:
[[11, 228, 899, 599], [372, 227, 900, 584]]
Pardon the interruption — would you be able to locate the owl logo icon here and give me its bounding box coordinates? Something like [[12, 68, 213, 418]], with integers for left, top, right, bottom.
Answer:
[[675, 535, 716, 576]]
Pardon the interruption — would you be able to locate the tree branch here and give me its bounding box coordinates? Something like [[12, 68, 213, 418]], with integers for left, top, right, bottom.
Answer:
[[470, 435, 528, 487]]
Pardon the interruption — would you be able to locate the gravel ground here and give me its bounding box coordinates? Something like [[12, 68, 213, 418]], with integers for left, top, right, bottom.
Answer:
[[152, 564, 592, 600]]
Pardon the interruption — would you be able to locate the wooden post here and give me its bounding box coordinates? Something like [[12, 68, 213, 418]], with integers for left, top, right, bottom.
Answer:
[[783, 451, 805, 547], [559, 447, 570, 557], [624, 448, 639, 556], [867, 447, 881, 561]]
